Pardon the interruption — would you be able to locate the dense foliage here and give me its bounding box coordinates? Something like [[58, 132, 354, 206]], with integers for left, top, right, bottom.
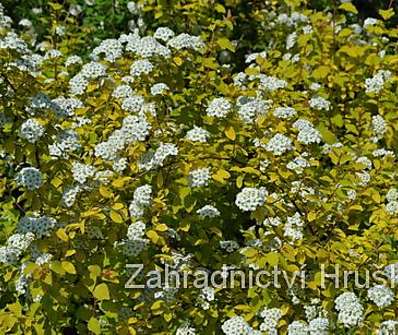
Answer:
[[1, 1, 398, 334]]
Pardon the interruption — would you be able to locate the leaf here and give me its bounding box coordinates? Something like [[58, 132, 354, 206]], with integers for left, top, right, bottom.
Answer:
[[265, 252, 279, 266], [307, 211, 317, 222], [217, 38, 235, 52], [88, 317, 101, 335], [212, 169, 231, 183], [146, 230, 159, 243], [93, 283, 110, 300], [339, 2, 358, 14], [61, 261, 76, 274], [215, 3, 226, 13], [110, 210, 124, 223], [99, 185, 113, 198], [225, 126, 236, 141], [56, 228, 69, 242], [379, 8, 394, 20]]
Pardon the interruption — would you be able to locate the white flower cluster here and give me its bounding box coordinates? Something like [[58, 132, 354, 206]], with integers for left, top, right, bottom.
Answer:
[[384, 263, 398, 284], [65, 55, 82, 67], [196, 205, 220, 218], [334, 292, 364, 327], [69, 61, 106, 95], [257, 74, 287, 91], [176, 323, 196, 335], [265, 133, 293, 155], [167, 33, 205, 51], [273, 107, 297, 119], [150, 83, 169, 95], [17, 215, 57, 239], [367, 285, 394, 308], [378, 320, 398, 335], [372, 114, 387, 139], [287, 155, 309, 173], [284, 212, 304, 241], [277, 12, 308, 27], [121, 95, 145, 112], [245, 51, 267, 64], [235, 187, 267, 212], [185, 126, 210, 143], [91, 38, 123, 62], [122, 33, 171, 58], [221, 316, 260, 335], [127, 220, 146, 240], [189, 168, 211, 187], [259, 308, 282, 334], [206, 97, 232, 118], [52, 97, 83, 117], [220, 240, 239, 252], [154, 27, 175, 42], [293, 119, 321, 144], [138, 143, 178, 171], [130, 59, 153, 77], [62, 185, 81, 208], [309, 96, 330, 111], [287, 321, 308, 335], [129, 184, 152, 218], [385, 188, 398, 215], [365, 70, 391, 94], [308, 317, 329, 335], [112, 84, 134, 99], [0, 232, 35, 264], [19, 119, 45, 143], [95, 115, 150, 161], [71, 162, 96, 184], [236, 97, 271, 123], [16, 167, 43, 190], [49, 129, 81, 159]]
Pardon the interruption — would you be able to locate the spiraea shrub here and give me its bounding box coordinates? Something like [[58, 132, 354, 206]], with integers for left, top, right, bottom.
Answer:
[[1, 1, 398, 334]]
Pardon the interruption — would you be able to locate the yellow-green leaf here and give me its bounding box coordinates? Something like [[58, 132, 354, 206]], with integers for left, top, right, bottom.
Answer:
[[93, 283, 110, 300], [339, 2, 358, 14], [88, 317, 101, 335], [110, 210, 124, 223], [225, 126, 236, 141], [61, 261, 76, 274]]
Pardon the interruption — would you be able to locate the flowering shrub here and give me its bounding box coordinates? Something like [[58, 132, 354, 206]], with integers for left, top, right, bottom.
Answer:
[[1, 1, 398, 334]]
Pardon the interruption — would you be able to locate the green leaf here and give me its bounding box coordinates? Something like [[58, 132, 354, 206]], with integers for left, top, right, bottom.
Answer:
[[225, 126, 236, 140], [61, 261, 76, 274], [93, 283, 110, 300], [379, 9, 394, 20], [88, 317, 101, 335], [110, 210, 124, 223], [339, 2, 358, 14], [217, 38, 235, 52], [215, 3, 226, 13]]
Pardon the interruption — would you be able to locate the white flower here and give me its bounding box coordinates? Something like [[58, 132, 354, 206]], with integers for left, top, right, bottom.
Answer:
[[265, 133, 293, 155], [189, 168, 211, 187], [364, 17, 378, 28], [20, 119, 45, 143], [206, 98, 232, 118], [288, 321, 308, 335], [196, 205, 220, 218], [335, 292, 364, 327], [127, 221, 146, 240], [150, 83, 169, 95], [130, 59, 153, 77], [367, 285, 394, 308], [259, 308, 282, 333], [185, 126, 210, 143], [372, 114, 386, 138], [71, 162, 96, 184], [235, 187, 267, 212], [309, 96, 330, 111], [273, 107, 297, 119], [16, 167, 43, 190]]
